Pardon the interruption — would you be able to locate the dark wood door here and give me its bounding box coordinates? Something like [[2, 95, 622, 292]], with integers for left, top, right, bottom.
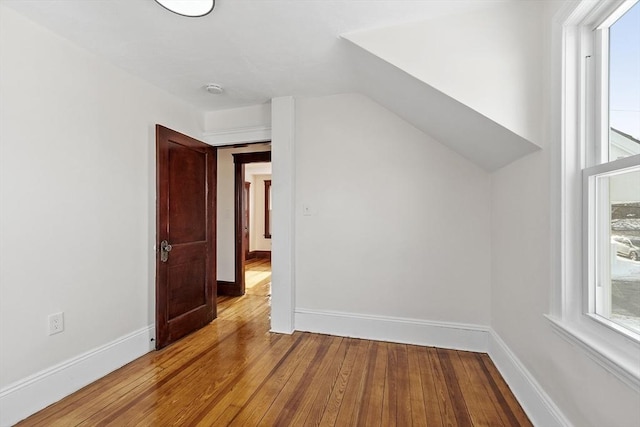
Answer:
[[156, 125, 216, 349], [243, 182, 251, 259]]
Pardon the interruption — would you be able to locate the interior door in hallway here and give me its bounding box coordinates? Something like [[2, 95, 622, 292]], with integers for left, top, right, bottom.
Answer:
[[156, 125, 217, 349]]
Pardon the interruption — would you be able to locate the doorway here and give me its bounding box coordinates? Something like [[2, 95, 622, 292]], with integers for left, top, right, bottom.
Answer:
[[216, 145, 271, 297], [243, 162, 272, 297]]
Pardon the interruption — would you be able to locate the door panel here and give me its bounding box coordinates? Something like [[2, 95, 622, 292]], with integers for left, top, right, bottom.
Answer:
[[168, 145, 207, 243], [156, 125, 216, 349], [167, 245, 207, 318]]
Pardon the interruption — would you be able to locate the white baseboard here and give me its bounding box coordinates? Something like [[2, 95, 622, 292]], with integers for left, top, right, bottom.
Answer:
[[488, 330, 572, 427], [0, 325, 155, 427], [294, 308, 490, 352]]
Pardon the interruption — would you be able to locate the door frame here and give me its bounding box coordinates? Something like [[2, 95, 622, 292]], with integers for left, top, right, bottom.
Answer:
[[218, 150, 271, 296], [201, 93, 295, 333]]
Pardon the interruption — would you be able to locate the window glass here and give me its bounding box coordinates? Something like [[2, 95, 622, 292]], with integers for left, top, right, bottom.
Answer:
[[595, 167, 640, 334], [608, 1, 640, 161], [264, 180, 272, 239]]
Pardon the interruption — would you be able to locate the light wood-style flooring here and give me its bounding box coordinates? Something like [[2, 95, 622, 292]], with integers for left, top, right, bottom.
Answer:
[[18, 259, 531, 426]]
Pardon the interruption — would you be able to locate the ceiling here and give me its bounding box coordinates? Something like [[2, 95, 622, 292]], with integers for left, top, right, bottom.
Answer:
[[245, 162, 272, 177], [2, 0, 508, 111]]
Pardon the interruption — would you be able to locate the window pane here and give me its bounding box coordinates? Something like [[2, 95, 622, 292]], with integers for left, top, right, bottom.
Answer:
[[596, 167, 640, 334], [609, 1, 640, 161]]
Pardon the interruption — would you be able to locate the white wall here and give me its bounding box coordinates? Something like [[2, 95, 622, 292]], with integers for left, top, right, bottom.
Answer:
[[489, 2, 640, 426], [202, 103, 272, 145], [344, 1, 544, 146], [244, 163, 273, 253], [0, 4, 201, 388], [216, 145, 271, 282], [492, 156, 640, 427], [294, 93, 491, 324], [203, 104, 271, 132]]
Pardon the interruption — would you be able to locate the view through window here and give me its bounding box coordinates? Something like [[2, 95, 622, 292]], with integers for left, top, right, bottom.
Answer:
[[594, 1, 640, 335]]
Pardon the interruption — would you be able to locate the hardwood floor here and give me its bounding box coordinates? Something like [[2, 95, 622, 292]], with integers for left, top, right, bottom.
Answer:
[[244, 257, 272, 291], [18, 259, 531, 426]]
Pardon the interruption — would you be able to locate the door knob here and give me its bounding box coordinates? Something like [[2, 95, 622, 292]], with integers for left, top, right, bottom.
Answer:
[[160, 240, 172, 262]]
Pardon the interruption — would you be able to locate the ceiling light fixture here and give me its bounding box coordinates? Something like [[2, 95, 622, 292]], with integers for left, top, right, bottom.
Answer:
[[205, 83, 224, 95], [155, 0, 215, 17]]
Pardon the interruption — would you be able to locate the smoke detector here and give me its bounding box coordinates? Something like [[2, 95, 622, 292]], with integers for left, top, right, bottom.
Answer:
[[205, 83, 224, 95]]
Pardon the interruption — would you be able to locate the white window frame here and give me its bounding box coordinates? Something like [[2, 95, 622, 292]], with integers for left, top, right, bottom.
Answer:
[[547, 0, 640, 392], [584, 158, 640, 332]]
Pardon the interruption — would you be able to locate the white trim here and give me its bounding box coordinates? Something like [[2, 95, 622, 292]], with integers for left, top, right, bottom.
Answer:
[[596, 0, 638, 29], [583, 152, 640, 176], [583, 156, 640, 341], [201, 124, 271, 145], [295, 308, 489, 352], [546, 315, 640, 391], [270, 96, 296, 334], [488, 330, 572, 427], [0, 326, 155, 427]]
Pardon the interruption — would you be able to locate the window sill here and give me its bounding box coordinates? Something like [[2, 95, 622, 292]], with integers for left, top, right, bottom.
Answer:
[[586, 312, 640, 342], [545, 315, 640, 391]]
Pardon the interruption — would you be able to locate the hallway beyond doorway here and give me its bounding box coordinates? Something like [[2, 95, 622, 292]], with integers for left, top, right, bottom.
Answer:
[[245, 257, 271, 294]]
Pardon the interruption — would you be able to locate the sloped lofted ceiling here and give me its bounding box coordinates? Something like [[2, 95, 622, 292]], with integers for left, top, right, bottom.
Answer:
[[2, 0, 542, 171], [343, 1, 544, 171], [344, 43, 540, 172]]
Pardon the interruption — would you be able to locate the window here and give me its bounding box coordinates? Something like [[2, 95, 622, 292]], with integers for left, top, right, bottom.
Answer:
[[586, 163, 640, 335], [584, 0, 640, 337], [264, 179, 272, 238], [549, 0, 640, 388]]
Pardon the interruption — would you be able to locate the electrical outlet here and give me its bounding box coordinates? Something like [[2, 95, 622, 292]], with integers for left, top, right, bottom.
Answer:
[[48, 312, 64, 335]]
